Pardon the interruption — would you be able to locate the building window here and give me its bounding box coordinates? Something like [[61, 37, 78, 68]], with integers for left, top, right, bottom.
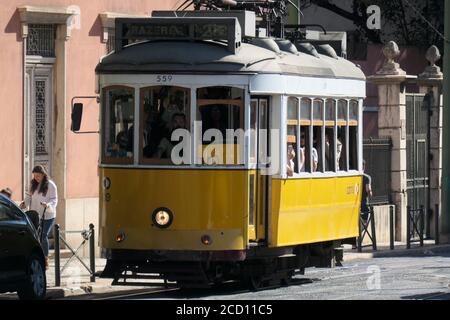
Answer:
[[27, 24, 55, 57], [107, 28, 115, 54]]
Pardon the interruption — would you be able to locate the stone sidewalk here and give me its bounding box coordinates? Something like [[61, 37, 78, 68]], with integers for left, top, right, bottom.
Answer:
[[343, 240, 450, 261]]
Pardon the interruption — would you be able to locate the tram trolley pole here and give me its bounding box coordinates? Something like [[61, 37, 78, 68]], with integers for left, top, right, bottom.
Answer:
[[389, 205, 395, 250], [54, 224, 61, 287]]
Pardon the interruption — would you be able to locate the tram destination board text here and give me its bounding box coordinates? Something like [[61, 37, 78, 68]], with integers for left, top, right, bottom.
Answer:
[[115, 17, 241, 53]]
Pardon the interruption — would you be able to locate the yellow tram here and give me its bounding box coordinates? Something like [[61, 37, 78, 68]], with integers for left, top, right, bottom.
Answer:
[[72, 11, 366, 288]]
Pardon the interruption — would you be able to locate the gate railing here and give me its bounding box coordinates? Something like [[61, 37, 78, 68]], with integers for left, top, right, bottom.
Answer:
[[406, 206, 425, 249], [357, 206, 377, 252], [363, 137, 392, 205], [53, 224, 96, 287]]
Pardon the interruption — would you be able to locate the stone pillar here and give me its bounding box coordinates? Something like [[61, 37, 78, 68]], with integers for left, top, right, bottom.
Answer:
[[368, 41, 417, 242], [417, 45, 443, 240], [53, 24, 68, 233]]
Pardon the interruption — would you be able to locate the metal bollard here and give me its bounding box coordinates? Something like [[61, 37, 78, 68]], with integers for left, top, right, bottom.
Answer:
[[420, 205, 425, 247], [435, 204, 440, 245], [357, 218, 362, 253], [89, 223, 95, 283], [54, 224, 61, 287], [389, 205, 395, 250], [370, 207, 377, 251], [406, 206, 411, 249]]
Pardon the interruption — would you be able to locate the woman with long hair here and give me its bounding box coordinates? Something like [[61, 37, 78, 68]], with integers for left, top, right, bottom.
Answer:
[[20, 165, 58, 268]]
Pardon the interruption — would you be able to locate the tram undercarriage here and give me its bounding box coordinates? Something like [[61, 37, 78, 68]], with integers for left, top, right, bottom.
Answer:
[[101, 241, 343, 290]]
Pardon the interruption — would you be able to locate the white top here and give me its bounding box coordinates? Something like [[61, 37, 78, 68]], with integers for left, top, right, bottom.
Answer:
[[24, 180, 58, 220], [299, 147, 319, 172]]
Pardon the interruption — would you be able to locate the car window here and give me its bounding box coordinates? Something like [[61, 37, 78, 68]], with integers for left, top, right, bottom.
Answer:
[[0, 202, 12, 221], [10, 205, 26, 221]]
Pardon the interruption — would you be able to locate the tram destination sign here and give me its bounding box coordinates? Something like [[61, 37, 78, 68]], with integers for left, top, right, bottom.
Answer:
[[115, 17, 242, 53]]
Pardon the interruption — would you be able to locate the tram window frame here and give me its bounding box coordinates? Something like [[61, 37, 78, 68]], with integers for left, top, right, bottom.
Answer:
[[337, 99, 349, 172], [287, 97, 299, 175], [325, 99, 337, 173], [285, 97, 313, 176], [312, 99, 324, 173], [138, 85, 191, 165], [285, 96, 360, 177], [101, 85, 135, 165], [250, 99, 258, 164], [196, 86, 245, 166], [349, 100, 359, 171]]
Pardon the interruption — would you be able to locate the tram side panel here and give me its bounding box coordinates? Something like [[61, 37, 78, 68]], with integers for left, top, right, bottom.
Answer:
[[99, 168, 251, 252], [270, 176, 362, 247]]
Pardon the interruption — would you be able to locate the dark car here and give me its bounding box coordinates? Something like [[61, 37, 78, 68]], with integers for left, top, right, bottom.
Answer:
[[0, 194, 46, 300]]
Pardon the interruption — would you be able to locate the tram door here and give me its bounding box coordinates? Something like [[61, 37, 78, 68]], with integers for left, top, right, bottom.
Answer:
[[249, 97, 271, 243]]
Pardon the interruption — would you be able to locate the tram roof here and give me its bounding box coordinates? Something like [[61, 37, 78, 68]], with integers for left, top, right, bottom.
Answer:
[[96, 40, 366, 81]]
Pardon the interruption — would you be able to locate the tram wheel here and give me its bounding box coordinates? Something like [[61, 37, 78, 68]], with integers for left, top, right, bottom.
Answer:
[[248, 276, 264, 291], [281, 272, 294, 286]]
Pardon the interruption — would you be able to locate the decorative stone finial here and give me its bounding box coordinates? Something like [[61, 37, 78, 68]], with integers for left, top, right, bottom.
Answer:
[[419, 45, 443, 79], [377, 41, 406, 76]]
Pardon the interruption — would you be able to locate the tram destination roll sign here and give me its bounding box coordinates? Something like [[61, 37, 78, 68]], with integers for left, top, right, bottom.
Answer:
[[115, 17, 242, 53]]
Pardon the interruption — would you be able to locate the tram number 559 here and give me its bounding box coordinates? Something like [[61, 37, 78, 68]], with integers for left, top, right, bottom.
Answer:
[[156, 75, 173, 83]]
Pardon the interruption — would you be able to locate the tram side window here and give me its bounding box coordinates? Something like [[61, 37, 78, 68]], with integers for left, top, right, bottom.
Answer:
[[349, 100, 359, 171], [287, 97, 299, 176], [197, 87, 244, 165], [299, 98, 312, 173], [250, 100, 258, 163], [103, 87, 134, 163], [325, 99, 336, 172], [312, 100, 324, 173], [337, 100, 348, 171], [139, 86, 190, 164]]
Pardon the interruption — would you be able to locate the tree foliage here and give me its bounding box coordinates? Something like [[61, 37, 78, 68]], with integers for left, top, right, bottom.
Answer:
[[301, 0, 445, 48]]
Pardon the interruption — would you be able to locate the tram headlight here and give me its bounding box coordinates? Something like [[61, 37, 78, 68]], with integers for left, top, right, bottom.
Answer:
[[201, 235, 212, 245], [152, 208, 173, 229], [116, 232, 126, 243]]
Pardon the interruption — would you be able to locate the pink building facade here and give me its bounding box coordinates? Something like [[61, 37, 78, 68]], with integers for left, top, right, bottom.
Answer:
[[0, 0, 178, 251]]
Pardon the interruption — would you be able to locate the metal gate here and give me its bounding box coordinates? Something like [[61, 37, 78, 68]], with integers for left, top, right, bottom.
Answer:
[[406, 94, 430, 238]]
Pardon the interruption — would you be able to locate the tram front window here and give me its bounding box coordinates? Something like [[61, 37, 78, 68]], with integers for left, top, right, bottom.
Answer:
[[197, 87, 244, 166], [103, 87, 134, 163], [140, 86, 190, 164]]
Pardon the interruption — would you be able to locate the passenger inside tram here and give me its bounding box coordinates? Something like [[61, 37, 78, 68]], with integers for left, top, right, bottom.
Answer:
[[337, 128, 347, 171], [298, 129, 318, 173], [287, 144, 296, 177], [105, 94, 134, 159], [324, 130, 336, 172], [141, 86, 190, 161], [111, 130, 130, 158], [313, 127, 323, 172], [154, 113, 187, 159]]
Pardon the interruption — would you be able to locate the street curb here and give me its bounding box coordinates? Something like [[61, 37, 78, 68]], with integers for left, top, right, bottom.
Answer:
[[343, 244, 450, 262], [45, 284, 158, 299]]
